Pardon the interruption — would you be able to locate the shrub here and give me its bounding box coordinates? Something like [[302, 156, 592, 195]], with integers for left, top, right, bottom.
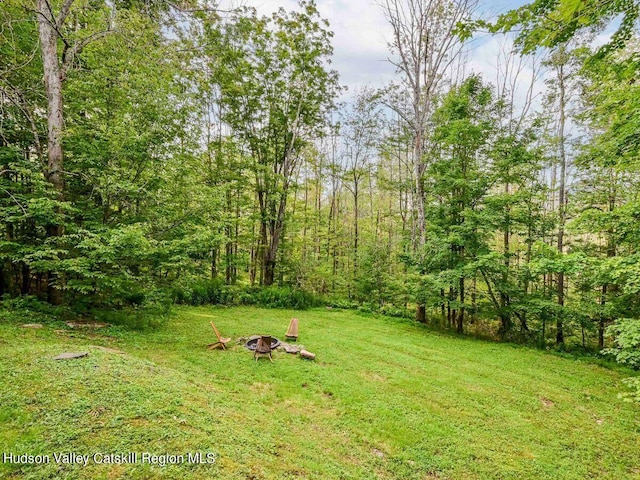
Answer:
[[93, 289, 172, 330], [244, 286, 321, 310], [603, 318, 640, 404], [173, 282, 321, 310], [380, 304, 412, 319], [0, 295, 67, 324], [603, 318, 640, 369], [173, 278, 226, 306], [325, 298, 359, 310]]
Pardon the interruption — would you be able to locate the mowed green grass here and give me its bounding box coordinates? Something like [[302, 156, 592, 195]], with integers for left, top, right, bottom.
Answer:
[[0, 306, 638, 480]]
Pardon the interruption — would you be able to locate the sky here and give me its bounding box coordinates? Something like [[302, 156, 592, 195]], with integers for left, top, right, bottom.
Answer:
[[249, 0, 533, 96]]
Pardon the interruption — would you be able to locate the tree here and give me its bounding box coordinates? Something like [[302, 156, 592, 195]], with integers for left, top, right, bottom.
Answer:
[[572, 43, 640, 348], [214, 1, 339, 286], [35, 0, 113, 211], [341, 88, 383, 280], [380, 0, 477, 322], [0, 0, 205, 312], [495, 0, 640, 56], [422, 75, 497, 333], [476, 41, 545, 338], [545, 46, 575, 345], [0, 0, 113, 303]]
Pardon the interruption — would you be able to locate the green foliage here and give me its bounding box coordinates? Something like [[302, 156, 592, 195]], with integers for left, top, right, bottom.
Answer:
[[174, 281, 322, 310], [620, 376, 640, 403], [494, 0, 640, 56], [177, 278, 228, 306], [413, 76, 501, 331], [0, 296, 66, 324], [604, 318, 640, 369], [603, 318, 640, 403], [2, 0, 640, 360], [210, 1, 339, 286], [325, 298, 360, 310], [247, 286, 322, 310], [354, 243, 406, 308]]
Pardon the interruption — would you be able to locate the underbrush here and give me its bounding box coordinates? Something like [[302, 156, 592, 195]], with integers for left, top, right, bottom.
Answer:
[[0, 291, 171, 331], [173, 280, 323, 310], [0, 295, 66, 324]]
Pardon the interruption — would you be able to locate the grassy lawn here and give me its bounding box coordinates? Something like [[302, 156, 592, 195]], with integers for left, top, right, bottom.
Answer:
[[1, 306, 638, 479]]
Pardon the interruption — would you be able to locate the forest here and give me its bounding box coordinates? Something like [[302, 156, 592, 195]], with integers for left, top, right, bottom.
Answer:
[[1, 0, 639, 383]]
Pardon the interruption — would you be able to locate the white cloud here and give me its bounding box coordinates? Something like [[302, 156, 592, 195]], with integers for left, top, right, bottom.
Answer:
[[243, 0, 550, 108], [251, 0, 396, 95]]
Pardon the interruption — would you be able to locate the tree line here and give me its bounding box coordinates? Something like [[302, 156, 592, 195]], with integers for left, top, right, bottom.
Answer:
[[1, 0, 639, 371]]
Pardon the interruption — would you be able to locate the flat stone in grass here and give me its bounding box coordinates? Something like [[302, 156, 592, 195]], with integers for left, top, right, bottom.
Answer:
[[53, 352, 89, 360], [21, 323, 44, 329], [279, 342, 302, 354]]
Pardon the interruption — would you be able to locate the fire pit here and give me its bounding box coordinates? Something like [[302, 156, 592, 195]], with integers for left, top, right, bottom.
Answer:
[[245, 336, 281, 351]]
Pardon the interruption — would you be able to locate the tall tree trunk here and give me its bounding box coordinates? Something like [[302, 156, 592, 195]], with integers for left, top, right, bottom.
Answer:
[[471, 274, 477, 324], [413, 126, 427, 323], [229, 189, 240, 285], [37, 0, 67, 305], [315, 160, 322, 260], [328, 187, 337, 288], [447, 286, 453, 327], [257, 188, 268, 286], [263, 190, 289, 286], [224, 190, 233, 284], [600, 181, 618, 349], [500, 181, 512, 338], [599, 284, 607, 350], [353, 183, 359, 278], [414, 132, 426, 248], [457, 276, 464, 334], [21, 263, 31, 295], [381, 0, 476, 324], [261, 218, 271, 286], [302, 177, 309, 263], [556, 60, 567, 346], [225, 240, 233, 284], [37, 0, 65, 199], [211, 249, 217, 279]]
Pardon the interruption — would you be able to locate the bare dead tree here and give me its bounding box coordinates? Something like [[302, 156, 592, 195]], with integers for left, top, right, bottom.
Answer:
[[493, 38, 545, 134], [380, 0, 478, 322]]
